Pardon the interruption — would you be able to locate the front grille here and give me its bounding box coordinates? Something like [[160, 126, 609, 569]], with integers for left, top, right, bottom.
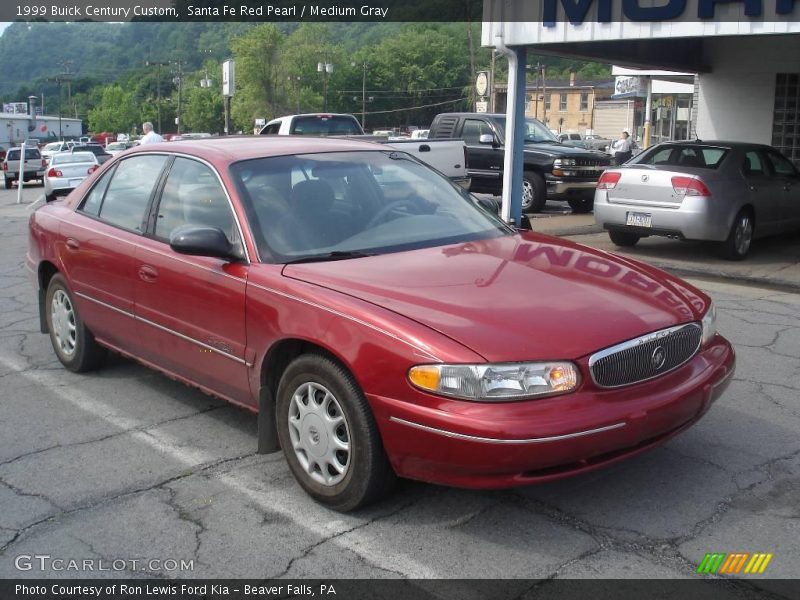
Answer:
[[589, 323, 702, 388], [575, 157, 608, 167]]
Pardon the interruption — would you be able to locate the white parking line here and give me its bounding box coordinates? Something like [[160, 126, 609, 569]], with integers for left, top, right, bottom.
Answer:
[[0, 352, 438, 578]]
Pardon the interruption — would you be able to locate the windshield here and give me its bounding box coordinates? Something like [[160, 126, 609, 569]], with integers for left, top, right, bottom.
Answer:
[[493, 116, 558, 143], [43, 143, 63, 151], [6, 149, 40, 160], [231, 150, 511, 262]]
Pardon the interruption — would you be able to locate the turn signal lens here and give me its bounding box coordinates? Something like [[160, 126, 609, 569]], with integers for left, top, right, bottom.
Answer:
[[597, 171, 621, 189], [701, 301, 717, 346], [408, 365, 441, 392], [408, 362, 579, 401]]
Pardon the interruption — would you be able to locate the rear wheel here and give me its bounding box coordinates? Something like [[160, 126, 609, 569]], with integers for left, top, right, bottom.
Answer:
[[521, 171, 546, 213], [720, 209, 753, 261], [45, 274, 107, 372], [608, 230, 641, 247], [567, 196, 594, 214], [276, 354, 395, 511]]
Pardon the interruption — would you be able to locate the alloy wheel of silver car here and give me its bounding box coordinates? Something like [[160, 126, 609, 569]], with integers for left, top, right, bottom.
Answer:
[[287, 381, 351, 486], [734, 213, 753, 257], [50, 289, 77, 358]]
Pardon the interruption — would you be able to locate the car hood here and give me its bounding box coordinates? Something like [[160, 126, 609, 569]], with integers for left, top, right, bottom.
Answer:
[[282, 233, 707, 362], [524, 142, 609, 161]]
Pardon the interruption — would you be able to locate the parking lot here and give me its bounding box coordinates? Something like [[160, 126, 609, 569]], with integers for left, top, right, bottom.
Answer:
[[0, 187, 798, 593]]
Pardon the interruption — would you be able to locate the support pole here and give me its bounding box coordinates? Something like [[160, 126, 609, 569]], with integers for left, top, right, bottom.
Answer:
[[499, 46, 526, 227], [16, 142, 25, 204], [224, 96, 231, 135], [643, 76, 653, 149]]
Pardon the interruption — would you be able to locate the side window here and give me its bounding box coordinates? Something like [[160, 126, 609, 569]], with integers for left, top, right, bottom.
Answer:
[[743, 151, 766, 177], [461, 119, 492, 145], [97, 155, 167, 232], [154, 157, 237, 243], [263, 123, 280, 135], [764, 149, 797, 176], [79, 165, 115, 216]]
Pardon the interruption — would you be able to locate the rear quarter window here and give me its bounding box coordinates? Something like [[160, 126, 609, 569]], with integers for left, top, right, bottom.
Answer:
[[290, 116, 361, 136]]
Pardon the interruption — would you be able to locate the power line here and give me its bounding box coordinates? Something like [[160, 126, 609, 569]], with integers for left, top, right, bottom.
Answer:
[[362, 98, 466, 116]]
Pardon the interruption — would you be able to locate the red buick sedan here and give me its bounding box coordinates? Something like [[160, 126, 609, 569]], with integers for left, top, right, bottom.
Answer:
[[27, 137, 735, 511]]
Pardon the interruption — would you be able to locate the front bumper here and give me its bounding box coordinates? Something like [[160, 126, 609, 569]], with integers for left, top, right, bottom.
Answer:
[[546, 179, 598, 197], [594, 190, 733, 241], [372, 336, 735, 488]]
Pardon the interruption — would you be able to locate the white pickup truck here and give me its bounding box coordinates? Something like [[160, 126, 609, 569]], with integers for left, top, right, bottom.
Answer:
[[259, 113, 470, 189]]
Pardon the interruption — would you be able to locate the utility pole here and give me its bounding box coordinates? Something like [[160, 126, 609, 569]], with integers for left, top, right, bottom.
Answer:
[[317, 59, 333, 112], [145, 60, 169, 133], [173, 60, 184, 135], [351, 61, 368, 129]]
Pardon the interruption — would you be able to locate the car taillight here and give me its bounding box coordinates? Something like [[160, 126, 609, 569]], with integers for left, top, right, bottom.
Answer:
[[671, 176, 711, 197], [88, 165, 98, 174], [597, 171, 621, 189], [47, 168, 63, 177]]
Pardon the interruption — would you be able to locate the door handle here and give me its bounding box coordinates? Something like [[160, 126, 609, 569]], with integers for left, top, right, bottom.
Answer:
[[784, 184, 792, 192], [65, 238, 79, 251], [138, 264, 158, 283], [749, 185, 757, 192]]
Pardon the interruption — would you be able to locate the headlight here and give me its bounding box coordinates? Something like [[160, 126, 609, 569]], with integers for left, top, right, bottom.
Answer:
[[408, 362, 579, 401], [701, 301, 717, 346]]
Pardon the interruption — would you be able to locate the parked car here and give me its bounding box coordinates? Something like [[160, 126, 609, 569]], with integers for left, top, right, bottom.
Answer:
[[261, 113, 470, 189], [429, 112, 611, 213], [594, 141, 800, 260], [44, 151, 99, 201], [556, 132, 591, 149], [3, 146, 45, 188], [41, 141, 71, 162], [28, 136, 734, 511], [105, 141, 134, 156], [71, 143, 112, 165], [584, 134, 613, 152]]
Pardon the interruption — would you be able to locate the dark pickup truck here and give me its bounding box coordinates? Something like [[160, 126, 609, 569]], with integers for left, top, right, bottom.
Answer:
[[429, 112, 611, 213]]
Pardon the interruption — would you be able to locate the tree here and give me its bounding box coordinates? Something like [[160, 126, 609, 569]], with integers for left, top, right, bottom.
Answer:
[[182, 71, 224, 133], [87, 85, 139, 133], [230, 24, 284, 131]]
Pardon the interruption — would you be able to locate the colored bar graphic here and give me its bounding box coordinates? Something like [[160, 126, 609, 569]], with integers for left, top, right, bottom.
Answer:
[[698, 552, 774, 574]]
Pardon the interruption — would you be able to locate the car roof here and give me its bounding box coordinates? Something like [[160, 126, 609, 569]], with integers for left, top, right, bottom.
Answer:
[[123, 135, 387, 164], [655, 140, 772, 150]]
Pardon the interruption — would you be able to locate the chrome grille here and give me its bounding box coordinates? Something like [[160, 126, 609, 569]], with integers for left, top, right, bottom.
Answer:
[[589, 323, 702, 388], [576, 157, 610, 167]]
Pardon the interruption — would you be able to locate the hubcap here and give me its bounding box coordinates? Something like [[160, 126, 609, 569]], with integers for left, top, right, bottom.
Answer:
[[51, 289, 77, 358], [734, 215, 753, 256], [288, 382, 351, 486], [521, 180, 533, 209]]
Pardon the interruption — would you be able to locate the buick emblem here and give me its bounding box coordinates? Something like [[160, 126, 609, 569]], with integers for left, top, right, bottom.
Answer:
[[309, 426, 320, 445], [651, 346, 667, 370], [641, 174, 649, 183]]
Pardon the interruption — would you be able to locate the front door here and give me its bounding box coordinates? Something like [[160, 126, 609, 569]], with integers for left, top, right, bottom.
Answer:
[[460, 118, 503, 194], [134, 156, 252, 406]]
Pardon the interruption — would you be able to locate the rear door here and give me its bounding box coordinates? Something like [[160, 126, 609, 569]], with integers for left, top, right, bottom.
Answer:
[[59, 154, 169, 354], [762, 148, 800, 232], [741, 149, 782, 236]]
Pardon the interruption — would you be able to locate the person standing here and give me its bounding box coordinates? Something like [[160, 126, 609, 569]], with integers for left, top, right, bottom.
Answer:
[[139, 122, 164, 145], [611, 130, 633, 164]]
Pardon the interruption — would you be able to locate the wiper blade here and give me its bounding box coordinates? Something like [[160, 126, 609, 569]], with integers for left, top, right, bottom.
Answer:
[[284, 251, 374, 265]]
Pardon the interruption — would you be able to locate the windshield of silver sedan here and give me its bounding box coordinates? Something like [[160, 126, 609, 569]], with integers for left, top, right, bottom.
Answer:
[[231, 150, 511, 263]]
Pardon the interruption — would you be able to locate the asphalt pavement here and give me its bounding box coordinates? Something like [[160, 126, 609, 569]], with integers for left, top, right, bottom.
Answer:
[[0, 187, 798, 592]]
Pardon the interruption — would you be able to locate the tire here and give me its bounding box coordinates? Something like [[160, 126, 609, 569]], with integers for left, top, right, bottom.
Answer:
[[45, 192, 56, 202], [567, 196, 594, 214], [45, 274, 107, 372], [276, 353, 395, 512], [521, 171, 547, 213], [608, 230, 641, 247], [4, 178, 11, 189], [720, 209, 754, 261]]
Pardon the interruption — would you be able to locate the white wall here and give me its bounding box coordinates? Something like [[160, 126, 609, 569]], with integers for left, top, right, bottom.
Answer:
[[696, 36, 800, 144]]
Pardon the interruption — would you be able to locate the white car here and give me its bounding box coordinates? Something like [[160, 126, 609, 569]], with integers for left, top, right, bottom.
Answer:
[[105, 141, 133, 156], [41, 141, 71, 162], [44, 152, 99, 201]]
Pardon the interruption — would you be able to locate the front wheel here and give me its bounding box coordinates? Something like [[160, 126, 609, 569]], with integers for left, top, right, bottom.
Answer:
[[521, 171, 547, 213], [567, 196, 594, 214], [276, 354, 395, 511], [720, 210, 754, 260], [45, 274, 107, 372], [608, 230, 641, 247]]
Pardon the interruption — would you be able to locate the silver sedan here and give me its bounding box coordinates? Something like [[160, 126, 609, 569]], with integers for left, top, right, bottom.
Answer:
[[594, 141, 800, 260], [44, 152, 99, 202]]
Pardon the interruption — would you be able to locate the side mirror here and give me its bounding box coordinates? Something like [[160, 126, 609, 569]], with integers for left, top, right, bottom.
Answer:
[[478, 133, 495, 145], [169, 225, 240, 261]]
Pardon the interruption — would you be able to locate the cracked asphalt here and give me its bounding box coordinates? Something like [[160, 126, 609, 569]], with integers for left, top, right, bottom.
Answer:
[[0, 189, 798, 593]]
